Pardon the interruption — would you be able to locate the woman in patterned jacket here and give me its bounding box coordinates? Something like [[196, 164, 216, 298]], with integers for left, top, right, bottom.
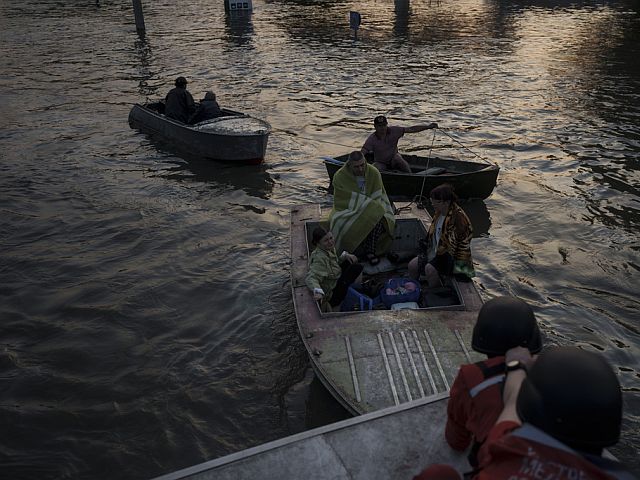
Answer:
[[408, 183, 475, 287]]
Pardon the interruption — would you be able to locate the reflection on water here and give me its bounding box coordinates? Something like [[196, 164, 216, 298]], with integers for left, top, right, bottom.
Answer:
[[393, 0, 411, 38], [1, 0, 639, 478], [461, 200, 492, 238], [305, 375, 352, 429], [133, 35, 158, 97], [136, 131, 275, 198], [162, 156, 275, 200], [225, 10, 254, 47]]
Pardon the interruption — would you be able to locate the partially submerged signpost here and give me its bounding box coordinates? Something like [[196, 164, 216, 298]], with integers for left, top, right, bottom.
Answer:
[[350, 11, 361, 40], [132, 0, 145, 35], [224, 0, 253, 12]]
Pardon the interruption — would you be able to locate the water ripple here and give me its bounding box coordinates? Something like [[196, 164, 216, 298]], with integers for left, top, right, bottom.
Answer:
[[1, 0, 639, 477]]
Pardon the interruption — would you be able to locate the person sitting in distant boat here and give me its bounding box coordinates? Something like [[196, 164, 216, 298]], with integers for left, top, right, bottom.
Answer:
[[188, 91, 223, 124], [164, 76, 196, 123], [305, 226, 362, 312], [408, 183, 474, 287], [361, 115, 438, 173], [329, 150, 396, 266]]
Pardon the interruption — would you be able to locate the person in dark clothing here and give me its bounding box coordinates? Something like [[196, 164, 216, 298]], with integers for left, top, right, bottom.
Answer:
[[188, 91, 223, 124], [164, 76, 196, 123], [445, 296, 543, 468], [414, 347, 633, 480]]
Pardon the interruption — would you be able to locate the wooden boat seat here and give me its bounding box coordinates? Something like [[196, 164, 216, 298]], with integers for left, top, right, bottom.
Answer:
[[414, 167, 447, 176]]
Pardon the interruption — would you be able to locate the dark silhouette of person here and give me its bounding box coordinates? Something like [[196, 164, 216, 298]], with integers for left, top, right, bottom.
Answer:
[[189, 91, 223, 124], [445, 296, 542, 468], [164, 76, 195, 123]]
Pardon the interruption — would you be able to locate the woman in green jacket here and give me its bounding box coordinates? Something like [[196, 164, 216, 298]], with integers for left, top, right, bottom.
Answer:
[[306, 226, 363, 312]]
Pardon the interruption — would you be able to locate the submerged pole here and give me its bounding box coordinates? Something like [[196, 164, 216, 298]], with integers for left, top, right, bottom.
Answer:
[[132, 0, 146, 35], [349, 11, 361, 41]]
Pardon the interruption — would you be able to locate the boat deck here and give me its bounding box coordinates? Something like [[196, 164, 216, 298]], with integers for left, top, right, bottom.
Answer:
[[151, 394, 470, 480]]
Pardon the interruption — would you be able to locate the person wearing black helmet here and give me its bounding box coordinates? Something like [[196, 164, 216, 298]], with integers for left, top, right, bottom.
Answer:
[[165, 76, 196, 123], [470, 346, 632, 479], [414, 346, 631, 480], [444, 296, 542, 468]]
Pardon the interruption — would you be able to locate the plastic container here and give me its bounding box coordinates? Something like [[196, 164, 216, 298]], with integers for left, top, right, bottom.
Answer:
[[340, 286, 373, 312]]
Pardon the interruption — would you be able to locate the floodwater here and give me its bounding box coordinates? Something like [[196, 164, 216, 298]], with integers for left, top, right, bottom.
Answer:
[[1, 0, 639, 478]]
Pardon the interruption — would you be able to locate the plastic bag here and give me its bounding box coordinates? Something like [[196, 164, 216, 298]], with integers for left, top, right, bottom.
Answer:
[[379, 278, 421, 308]]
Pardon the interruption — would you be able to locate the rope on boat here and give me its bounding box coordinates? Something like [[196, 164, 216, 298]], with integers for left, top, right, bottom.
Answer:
[[393, 195, 430, 215], [273, 125, 483, 211], [274, 125, 494, 209], [419, 129, 438, 200], [435, 128, 494, 165]]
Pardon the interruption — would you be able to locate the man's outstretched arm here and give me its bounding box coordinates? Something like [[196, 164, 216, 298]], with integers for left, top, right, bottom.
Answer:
[[405, 122, 438, 133]]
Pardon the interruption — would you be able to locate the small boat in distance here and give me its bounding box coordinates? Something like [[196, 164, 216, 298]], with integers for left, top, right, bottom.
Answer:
[[129, 102, 271, 165], [290, 203, 484, 415], [324, 153, 499, 200]]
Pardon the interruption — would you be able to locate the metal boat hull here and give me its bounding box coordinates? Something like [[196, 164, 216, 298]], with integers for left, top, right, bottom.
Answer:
[[150, 394, 469, 480], [324, 154, 499, 200], [129, 104, 270, 164]]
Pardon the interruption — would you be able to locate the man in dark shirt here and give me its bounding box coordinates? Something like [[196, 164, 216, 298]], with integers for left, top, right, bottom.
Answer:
[[164, 76, 195, 123]]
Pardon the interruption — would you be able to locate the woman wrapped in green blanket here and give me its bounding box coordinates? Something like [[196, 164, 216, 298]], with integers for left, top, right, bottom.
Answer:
[[329, 151, 395, 265]]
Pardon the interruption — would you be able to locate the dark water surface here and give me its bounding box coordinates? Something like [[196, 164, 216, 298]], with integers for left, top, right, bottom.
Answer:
[[1, 0, 639, 478]]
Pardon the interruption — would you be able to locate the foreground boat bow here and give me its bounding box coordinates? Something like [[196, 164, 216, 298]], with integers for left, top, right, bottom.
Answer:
[[291, 203, 484, 415]]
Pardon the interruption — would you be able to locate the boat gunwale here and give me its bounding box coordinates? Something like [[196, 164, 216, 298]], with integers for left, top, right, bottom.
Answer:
[[322, 154, 499, 200], [300, 213, 469, 316], [323, 155, 499, 175], [149, 392, 450, 480]]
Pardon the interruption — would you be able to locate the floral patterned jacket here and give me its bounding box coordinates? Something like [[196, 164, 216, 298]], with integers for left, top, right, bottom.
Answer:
[[428, 202, 475, 278]]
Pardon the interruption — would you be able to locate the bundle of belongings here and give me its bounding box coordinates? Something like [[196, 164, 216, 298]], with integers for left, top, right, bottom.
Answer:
[[341, 278, 422, 311]]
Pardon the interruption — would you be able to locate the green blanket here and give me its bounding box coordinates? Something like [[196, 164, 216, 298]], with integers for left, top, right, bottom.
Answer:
[[329, 163, 395, 254]]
